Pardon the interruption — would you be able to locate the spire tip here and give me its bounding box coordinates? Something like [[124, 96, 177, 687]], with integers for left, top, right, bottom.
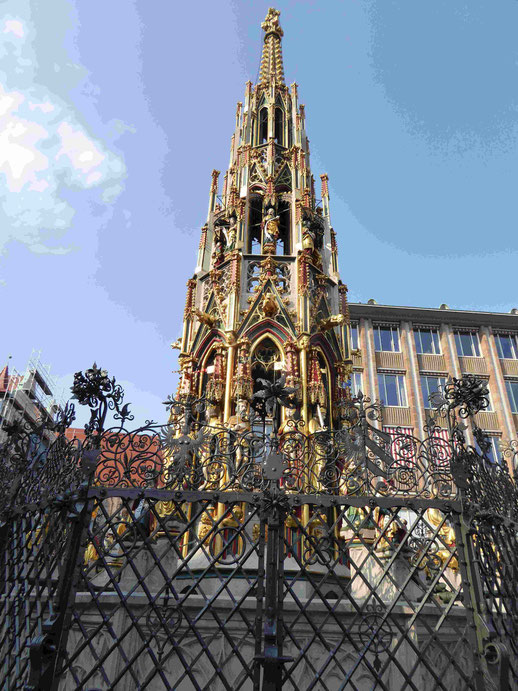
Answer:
[[259, 9, 285, 85], [261, 8, 283, 38]]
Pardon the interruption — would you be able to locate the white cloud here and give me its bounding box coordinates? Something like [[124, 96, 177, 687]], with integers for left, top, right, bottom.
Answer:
[[0, 90, 48, 192], [0, 4, 126, 256], [4, 19, 24, 39], [28, 100, 54, 113], [57, 122, 105, 179]]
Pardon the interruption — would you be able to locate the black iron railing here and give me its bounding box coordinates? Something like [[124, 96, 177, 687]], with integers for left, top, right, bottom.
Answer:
[[0, 368, 516, 690]]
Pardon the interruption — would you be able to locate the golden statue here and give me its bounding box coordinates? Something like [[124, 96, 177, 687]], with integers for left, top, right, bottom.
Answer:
[[205, 402, 222, 428], [222, 505, 243, 527], [197, 510, 214, 543], [302, 221, 315, 252], [260, 291, 279, 318], [426, 508, 458, 571], [225, 216, 237, 251], [263, 207, 280, 251]]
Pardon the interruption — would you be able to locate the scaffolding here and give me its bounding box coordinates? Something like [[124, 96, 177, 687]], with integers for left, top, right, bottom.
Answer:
[[0, 349, 65, 442]]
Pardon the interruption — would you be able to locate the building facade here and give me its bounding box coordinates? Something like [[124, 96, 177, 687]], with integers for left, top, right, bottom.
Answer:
[[349, 302, 518, 465]]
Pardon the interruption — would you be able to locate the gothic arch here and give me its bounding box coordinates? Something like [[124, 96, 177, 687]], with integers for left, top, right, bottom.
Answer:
[[197, 347, 217, 399], [250, 334, 285, 429], [274, 107, 284, 145], [258, 106, 268, 144], [194, 332, 224, 362], [248, 193, 264, 253], [310, 333, 338, 369], [250, 331, 286, 365], [244, 319, 292, 347]]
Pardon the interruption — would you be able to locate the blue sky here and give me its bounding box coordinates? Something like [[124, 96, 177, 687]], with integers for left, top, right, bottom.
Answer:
[[1, 0, 517, 426]]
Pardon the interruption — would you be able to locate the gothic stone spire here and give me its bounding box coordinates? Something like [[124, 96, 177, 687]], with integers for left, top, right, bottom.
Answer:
[[179, 9, 353, 433]]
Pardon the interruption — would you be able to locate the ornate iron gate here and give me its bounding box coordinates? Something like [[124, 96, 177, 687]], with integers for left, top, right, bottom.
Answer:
[[0, 368, 517, 689]]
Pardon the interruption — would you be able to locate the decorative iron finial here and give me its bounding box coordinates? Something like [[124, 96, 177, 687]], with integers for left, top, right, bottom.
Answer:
[[71, 363, 132, 436], [251, 374, 297, 434], [442, 375, 490, 418]]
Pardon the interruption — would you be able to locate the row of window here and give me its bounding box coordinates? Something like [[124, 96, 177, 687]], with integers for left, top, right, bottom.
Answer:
[[350, 325, 518, 360], [350, 372, 518, 414]]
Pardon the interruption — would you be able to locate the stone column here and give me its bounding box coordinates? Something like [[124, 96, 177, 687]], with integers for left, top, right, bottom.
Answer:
[[401, 321, 425, 439]]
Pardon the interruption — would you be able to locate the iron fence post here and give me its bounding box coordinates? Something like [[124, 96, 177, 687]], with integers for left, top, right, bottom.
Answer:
[[453, 510, 489, 690], [259, 485, 290, 691], [262, 510, 282, 691], [24, 452, 97, 691]]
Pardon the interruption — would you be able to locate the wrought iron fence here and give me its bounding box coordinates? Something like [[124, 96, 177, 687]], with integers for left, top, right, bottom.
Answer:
[[0, 368, 517, 689]]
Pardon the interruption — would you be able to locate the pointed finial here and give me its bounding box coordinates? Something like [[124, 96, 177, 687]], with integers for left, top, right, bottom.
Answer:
[[261, 8, 284, 38], [259, 8, 285, 85]]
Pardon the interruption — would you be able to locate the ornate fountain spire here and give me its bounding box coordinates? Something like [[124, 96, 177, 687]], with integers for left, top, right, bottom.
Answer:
[[179, 8, 353, 435], [260, 8, 285, 85]]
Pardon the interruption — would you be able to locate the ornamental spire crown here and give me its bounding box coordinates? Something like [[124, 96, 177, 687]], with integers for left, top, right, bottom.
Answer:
[[260, 8, 285, 85]]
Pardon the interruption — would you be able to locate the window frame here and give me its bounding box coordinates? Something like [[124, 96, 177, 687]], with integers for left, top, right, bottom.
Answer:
[[454, 330, 481, 358], [374, 325, 400, 353], [495, 333, 518, 360], [505, 379, 518, 413], [350, 323, 359, 351], [414, 328, 441, 355], [351, 371, 363, 397], [474, 434, 501, 464], [377, 372, 407, 407], [420, 375, 447, 410], [258, 107, 268, 145], [274, 107, 284, 146], [480, 380, 494, 412]]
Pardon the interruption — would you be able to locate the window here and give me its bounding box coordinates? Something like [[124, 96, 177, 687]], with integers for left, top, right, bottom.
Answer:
[[374, 326, 400, 353], [258, 107, 268, 144], [248, 196, 263, 253], [277, 200, 290, 254], [274, 107, 284, 146], [414, 328, 441, 355], [495, 334, 518, 360], [378, 373, 407, 407], [350, 324, 359, 350], [252, 338, 283, 429], [505, 380, 518, 413], [474, 434, 501, 464], [483, 382, 494, 411], [454, 331, 481, 357], [420, 375, 446, 409], [351, 372, 362, 397]]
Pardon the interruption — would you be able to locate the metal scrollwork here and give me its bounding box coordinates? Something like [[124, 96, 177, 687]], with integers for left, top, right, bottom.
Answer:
[[358, 603, 395, 671], [441, 374, 490, 418], [3, 371, 518, 511], [251, 374, 297, 433], [71, 363, 133, 436]]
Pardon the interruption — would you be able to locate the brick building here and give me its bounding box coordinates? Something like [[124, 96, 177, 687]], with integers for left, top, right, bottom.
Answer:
[[349, 301, 518, 464]]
